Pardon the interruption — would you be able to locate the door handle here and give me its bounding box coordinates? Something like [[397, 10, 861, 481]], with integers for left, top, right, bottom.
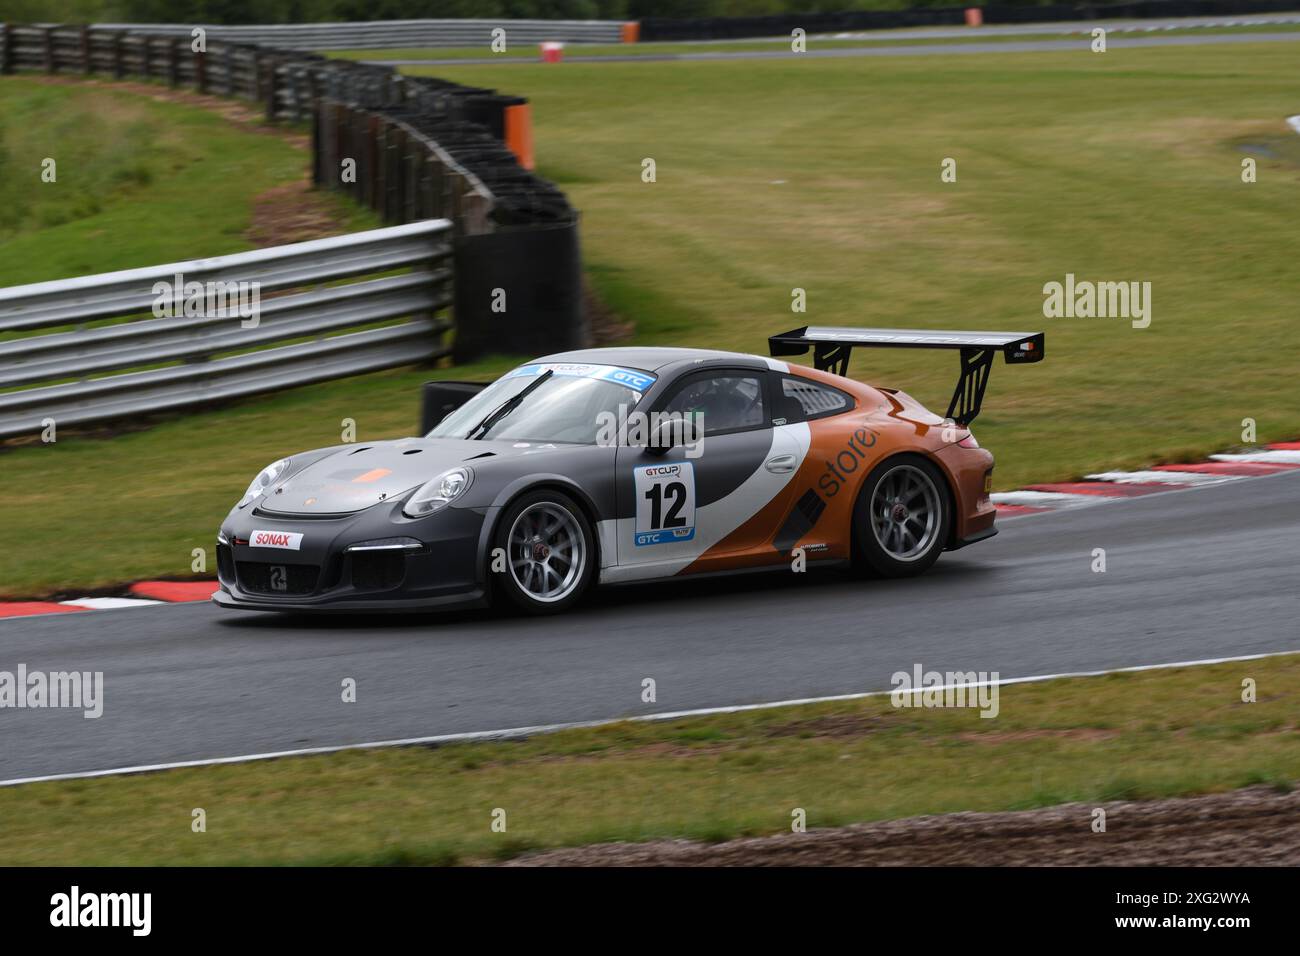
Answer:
[[765, 454, 796, 474]]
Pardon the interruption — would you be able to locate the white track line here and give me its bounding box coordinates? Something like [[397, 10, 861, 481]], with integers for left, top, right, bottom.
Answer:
[[58, 597, 162, 610], [1, 649, 1294, 789]]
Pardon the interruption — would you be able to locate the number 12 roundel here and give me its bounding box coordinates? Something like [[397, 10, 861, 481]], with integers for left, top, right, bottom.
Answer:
[[634, 462, 696, 546]]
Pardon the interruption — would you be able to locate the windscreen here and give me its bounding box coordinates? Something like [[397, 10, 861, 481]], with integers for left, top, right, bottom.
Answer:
[[426, 362, 657, 444]]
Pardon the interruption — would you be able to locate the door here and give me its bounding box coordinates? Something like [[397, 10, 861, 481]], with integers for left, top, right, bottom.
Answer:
[[612, 368, 807, 580]]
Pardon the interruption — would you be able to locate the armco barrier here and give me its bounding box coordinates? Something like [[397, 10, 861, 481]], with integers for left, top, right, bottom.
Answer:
[[0, 21, 590, 423], [0, 22, 582, 247], [0, 24, 531, 130], [0, 222, 452, 440], [91, 18, 628, 51], [0, 24, 578, 232]]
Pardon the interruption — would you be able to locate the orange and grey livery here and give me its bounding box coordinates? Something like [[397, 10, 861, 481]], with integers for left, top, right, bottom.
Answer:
[[215, 326, 1043, 616]]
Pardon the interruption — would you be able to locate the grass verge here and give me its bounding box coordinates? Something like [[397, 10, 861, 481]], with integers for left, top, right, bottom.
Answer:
[[0, 654, 1295, 865]]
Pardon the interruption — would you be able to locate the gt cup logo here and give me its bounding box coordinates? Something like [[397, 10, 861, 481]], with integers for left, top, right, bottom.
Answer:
[[249, 529, 303, 550], [634, 462, 696, 546]]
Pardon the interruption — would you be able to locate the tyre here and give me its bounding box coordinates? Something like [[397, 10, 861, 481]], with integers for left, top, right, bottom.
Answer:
[[852, 454, 951, 577], [492, 489, 596, 615]]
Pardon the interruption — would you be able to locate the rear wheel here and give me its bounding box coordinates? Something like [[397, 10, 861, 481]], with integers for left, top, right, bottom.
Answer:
[[853, 455, 951, 577], [492, 489, 595, 615]]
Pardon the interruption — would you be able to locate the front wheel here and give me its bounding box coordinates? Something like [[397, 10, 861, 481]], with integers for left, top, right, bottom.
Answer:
[[852, 455, 951, 577], [492, 489, 596, 615]]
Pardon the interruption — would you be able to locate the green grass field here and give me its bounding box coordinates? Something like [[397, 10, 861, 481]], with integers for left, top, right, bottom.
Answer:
[[0, 77, 369, 286], [2, 43, 1300, 595], [1, 655, 1294, 865], [421, 42, 1300, 478]]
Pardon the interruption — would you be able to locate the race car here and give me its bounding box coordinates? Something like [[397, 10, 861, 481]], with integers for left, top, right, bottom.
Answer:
[[213, 326, 1043, 615]]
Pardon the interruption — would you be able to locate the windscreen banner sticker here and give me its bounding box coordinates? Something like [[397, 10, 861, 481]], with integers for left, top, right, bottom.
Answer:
[[634, 463, 696, 546], [508, 363, 657, 394], [249, 529, 304, 551]]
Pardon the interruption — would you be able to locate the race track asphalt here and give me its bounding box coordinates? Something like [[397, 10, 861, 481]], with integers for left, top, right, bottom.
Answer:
[[2, 468, 1297, 783]]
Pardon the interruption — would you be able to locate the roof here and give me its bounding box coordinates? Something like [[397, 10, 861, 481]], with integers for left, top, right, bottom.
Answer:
[[535, 345, 762, 373]]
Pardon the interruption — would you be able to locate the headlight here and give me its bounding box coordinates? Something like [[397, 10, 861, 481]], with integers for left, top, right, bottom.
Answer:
[[403, 467, 472, 517], [238, 458, 290, 508]]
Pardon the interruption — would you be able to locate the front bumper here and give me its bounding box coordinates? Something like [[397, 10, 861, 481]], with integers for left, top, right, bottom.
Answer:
[[211, 587, 487, 613], [213, 498, 492, 613]]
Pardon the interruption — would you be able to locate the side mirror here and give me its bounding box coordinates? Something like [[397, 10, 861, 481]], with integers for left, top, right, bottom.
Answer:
[[646, 416, 704, 456], [646, 418, 677, 456]]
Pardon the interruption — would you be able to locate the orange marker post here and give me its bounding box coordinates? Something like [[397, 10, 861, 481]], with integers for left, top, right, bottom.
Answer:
[[504, 103, 535, 171]]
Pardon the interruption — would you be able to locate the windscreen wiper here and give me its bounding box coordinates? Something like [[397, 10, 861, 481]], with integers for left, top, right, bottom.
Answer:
[[465, 369, 554, 440]]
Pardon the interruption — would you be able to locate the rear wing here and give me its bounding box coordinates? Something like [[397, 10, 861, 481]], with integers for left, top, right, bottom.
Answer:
[[769, 326, 1044, 426]]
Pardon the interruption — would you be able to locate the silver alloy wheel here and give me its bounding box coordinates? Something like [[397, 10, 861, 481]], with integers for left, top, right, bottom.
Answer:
[[870, 463, 942, 562], [508, 501, 586, 603]]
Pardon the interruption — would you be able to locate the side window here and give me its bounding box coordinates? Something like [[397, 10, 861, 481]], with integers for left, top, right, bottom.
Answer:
[[776, 375, 852, 424], [662, 373, 766, 435]]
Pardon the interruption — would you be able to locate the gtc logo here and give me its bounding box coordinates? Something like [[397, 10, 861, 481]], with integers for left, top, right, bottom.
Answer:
[[249, 529, 303, 551]]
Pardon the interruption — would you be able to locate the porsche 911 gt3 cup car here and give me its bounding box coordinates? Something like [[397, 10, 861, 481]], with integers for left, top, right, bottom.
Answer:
[[213, 326, 1043, 615]]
